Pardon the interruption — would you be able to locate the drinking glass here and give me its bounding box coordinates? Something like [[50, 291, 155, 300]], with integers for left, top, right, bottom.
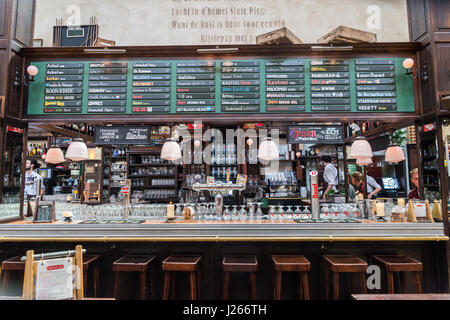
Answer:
[[231, 205, 239, 221], [294, 206, 302, 219], [285, 206, 294, 220], [302, 206, 311, 219], [268, 205, 276, 220], [239, 205, 248, 221], [223, 206, 230, 221], [276, 205, 284, 221], [255, 203, 263, 220]]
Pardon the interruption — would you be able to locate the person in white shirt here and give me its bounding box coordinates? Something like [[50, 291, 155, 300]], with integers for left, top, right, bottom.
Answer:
[[365, 175, 382, 199], [24, 159, 44, 200], [321, 155, 338, 200]]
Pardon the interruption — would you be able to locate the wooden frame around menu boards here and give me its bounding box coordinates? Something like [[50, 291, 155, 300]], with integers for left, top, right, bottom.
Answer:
[[19, 43, 423, 124]]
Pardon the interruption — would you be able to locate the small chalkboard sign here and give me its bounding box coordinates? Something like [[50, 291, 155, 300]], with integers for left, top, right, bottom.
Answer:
[[286, 125, 344, 144], [32, 199, 56, 223], [94, 126, 151, 145]]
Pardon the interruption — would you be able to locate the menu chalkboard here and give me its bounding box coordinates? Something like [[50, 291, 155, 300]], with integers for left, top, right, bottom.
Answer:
[[286, 125, 344, 144], [27, 58, 415, 115], [94, 126, 151, 145]]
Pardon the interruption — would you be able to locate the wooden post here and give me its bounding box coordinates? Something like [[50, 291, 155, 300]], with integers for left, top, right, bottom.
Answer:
[[75, 245, 84, 300], [22, 250, 34, 300], [435, 117, 449, 235]]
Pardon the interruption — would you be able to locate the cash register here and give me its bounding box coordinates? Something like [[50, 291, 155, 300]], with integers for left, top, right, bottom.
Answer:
[[379, 177, 402, 197]]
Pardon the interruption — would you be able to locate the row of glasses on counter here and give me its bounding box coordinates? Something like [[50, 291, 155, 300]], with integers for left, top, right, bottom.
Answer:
[[129, 167, 176, 176], [129, 155, 171, 165], [266, 203, 362, 220], [0, 203, 21, 219]]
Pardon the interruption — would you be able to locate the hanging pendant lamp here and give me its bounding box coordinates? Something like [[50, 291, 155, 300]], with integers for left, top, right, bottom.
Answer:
[[66, 138, 89, 161], [385, 145, 405, 163], [258, 138, 279, 161], [45, 145, 65, 164], [356, 157, 372, 166], [349, 136, 373, 159]]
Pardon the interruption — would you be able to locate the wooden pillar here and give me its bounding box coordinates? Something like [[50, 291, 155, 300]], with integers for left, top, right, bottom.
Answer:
[[436, 116, 449, 235]]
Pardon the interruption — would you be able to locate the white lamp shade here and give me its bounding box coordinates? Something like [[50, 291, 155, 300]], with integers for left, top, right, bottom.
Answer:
[[161, 141, 182, 161], [65, 138, 89, 161], [356, 157, 372, 165], [349, 138, 373, 159], [45, 147, 65, 164], [385, 145, 405, 163], [258, 139, 279, 161]]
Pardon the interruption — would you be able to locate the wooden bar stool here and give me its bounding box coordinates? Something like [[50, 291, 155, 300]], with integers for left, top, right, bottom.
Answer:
[[271, 255, 311, 300], [372, 255, 423, 294], [322, 255, 368, 300], [162, 255, 202, 300], [1, 256, 25, 296], [113, 255, 156, 300], [222, 255, 258, 300], [83, 255, 101, 298]]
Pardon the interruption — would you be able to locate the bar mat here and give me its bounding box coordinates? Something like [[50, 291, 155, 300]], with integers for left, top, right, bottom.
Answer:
[[294, 219, 361, 223], [79, 220, 145, 224]]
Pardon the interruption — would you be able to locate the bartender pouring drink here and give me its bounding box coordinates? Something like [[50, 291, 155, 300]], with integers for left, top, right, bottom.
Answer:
[[25, 159, 44, 200]]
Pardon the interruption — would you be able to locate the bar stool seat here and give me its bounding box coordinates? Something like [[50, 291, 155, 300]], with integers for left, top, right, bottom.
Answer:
[[322, 255, 368, 300], [271, 255, 311, 300], [222, 255, 258, 300], [372, 255, 423, 293], [162, 255, 202, 300], [113, 255, 156, 300]]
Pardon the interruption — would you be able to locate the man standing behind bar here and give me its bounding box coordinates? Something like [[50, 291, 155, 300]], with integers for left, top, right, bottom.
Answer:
[[408, 168, 420, 200], [24, 159, 44, 200], [321, 155, 338, 200]]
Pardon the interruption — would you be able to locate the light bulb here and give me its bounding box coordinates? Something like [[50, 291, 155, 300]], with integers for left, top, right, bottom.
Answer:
[[247, 138, 254, 146], [27, 65, 39, 76], [403, 58, 414, 69], [194, 140, 201, 147]]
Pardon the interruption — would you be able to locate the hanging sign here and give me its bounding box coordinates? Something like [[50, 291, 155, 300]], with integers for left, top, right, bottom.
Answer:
[[286, 125, 344, 144], [94, 126, 150, 145]]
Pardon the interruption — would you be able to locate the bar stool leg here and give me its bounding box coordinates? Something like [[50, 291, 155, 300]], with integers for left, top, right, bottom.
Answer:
[[113, 271, 121, 300], [298, 272, 303, 299], [170, 272, 176, 299], [149, 265, 155, 300], [332, 272, 339, 300], [197, 266, 202, 300], [250, 272, 257, 300], [413, 272, 422, 293], [83, 270, 88, 296], [163, 271, 171, 300], [301, 272, 310, 300], [386, 270, 395, 294], [322, 264, 329, 300], [360, 272, 367, 294], [275, 271, 282, 300], [189, 271, 197, 300], [223, 271, 230, 300], [93, 263, 100, 298], [139, 271, 147, 300]]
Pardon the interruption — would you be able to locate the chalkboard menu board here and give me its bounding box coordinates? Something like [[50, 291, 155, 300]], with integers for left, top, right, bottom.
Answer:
[[94, 126, 151, 145], [27, 58, 414, 116], [286, 125, 344, 144]]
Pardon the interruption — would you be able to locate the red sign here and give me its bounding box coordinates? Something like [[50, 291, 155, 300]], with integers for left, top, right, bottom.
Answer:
[[312, 183, 319, 199], [310, 171, 318, 176], [423, 123, 435, 133], [47, 265, 64, 271], [121, 187, 130, 194], [7, 126, 23, 134]]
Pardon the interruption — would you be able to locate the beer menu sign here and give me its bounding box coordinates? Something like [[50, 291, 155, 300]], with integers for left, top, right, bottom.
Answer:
[[286, 125, 344, 144], [27, 58, 414, 115]]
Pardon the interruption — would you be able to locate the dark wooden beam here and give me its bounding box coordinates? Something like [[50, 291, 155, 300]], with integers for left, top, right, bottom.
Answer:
[[36, 124, 94, 142]]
